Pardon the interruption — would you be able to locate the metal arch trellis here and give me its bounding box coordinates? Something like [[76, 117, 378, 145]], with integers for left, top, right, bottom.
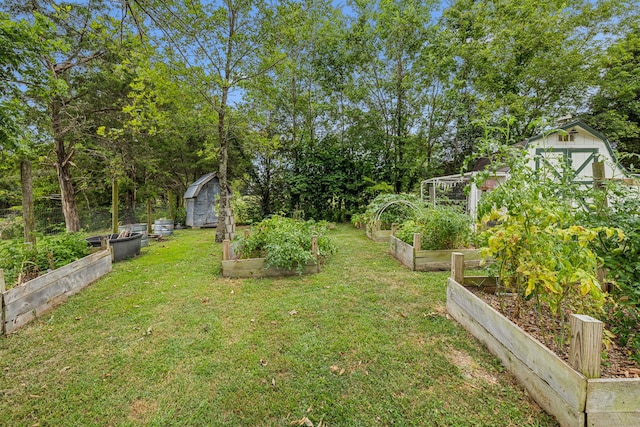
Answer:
[[373, 200, 421, 224]]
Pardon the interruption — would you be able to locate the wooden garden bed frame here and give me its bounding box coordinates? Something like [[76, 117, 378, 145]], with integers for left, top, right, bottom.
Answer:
[[365, 223, 392, 242], [1, 249, 112, 335], [446, 252, 640, 427], [389, 231, 483, 271], [221, 236, 320, 278]]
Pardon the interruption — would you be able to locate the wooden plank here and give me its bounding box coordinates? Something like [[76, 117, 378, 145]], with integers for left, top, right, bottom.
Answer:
[[4, 250, 112, 335], [389, 236, 415, 270], [3, 250, 111, 305], [0, 269, 5, 292], [222, 240, 230, 261], [222, 258, 319, 278], [587, 412, 640, 427], [415, 259, 483, 272], [451, 252, 465, 284], [586, 378, 640, 414], [415, 248, 483, 262], [569, 314, 603, 378], [447, 278, 587, 411], [447, 287, 586, 427]]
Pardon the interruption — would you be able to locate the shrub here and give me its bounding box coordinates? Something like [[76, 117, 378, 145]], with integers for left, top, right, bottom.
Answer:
[[0, 232, 90, 288], [395, 206, 473, 250], [232, 195, 262, 225], [234, 216, 336, 273]]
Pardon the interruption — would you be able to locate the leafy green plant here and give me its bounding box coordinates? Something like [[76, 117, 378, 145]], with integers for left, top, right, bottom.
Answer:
[[579, 179, 640, 363], [396, 206, 473, 250], [232, 195, 262, 225], [362, 193, 422, 229], [0, 232, 90, 288], [477, 158, 620, 348], [234, 216, 336, 273]]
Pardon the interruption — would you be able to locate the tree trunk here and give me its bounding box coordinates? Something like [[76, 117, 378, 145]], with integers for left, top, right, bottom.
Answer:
[[52, 99, 81, 232], [215, 88, 235, 243], [21, 159, 36, 245]]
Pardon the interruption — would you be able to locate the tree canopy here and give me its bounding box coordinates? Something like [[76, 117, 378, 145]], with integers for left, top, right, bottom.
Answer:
[[0, 0, 637, 226]]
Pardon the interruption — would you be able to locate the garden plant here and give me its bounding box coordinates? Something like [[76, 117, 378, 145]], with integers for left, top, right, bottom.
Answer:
[[395, 205, 473, 250], [0, 232, 89, 289], [234, 216, 336, 273]]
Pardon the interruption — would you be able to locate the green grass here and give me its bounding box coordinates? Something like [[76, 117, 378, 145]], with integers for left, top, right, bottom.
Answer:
[[0, 225, 557, 426]]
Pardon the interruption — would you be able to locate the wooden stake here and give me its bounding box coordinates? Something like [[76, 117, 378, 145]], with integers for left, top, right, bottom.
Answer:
[[112, 178, 119, 234], [451, 252, 464, 284], [222, 240, 230, 261], [0, 268, 5, 293], [311, 236, 319, 257], [391, 223, 398, 236], [592, 161, 608, 208], [147, 199, 152, 234], [569, 314, 603, 378], [413, 233, 421, 251]]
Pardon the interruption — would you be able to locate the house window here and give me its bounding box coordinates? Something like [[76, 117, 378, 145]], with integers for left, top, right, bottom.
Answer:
[[558, 133, 575, 142]]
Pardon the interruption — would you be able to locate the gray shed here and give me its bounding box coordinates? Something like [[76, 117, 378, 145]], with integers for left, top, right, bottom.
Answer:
[[184, 173, 233, 228]]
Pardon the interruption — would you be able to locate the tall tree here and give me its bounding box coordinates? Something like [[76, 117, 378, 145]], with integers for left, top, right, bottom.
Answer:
[[126, 0, 283, 241]]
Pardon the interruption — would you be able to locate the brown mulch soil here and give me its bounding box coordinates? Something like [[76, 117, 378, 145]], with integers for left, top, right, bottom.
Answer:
[[468, 287, 640, 379]]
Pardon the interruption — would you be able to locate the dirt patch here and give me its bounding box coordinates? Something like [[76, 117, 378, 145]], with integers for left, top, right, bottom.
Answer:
[[446, 348, 499, 387], [469, 287, 640, 378], [129, 398, 158, 423]]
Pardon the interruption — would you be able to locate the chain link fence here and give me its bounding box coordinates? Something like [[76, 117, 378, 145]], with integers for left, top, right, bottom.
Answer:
[[0, 200, 176, 240]]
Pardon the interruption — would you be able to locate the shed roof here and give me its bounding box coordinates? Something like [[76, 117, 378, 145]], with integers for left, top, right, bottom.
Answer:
[[184, 172, 221, 199]]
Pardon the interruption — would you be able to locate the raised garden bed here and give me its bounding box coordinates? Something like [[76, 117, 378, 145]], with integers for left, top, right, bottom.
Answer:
[[1, 249, 112, 335], [389, 232, 483, 271], [446, 252, 640, 427], [221, 237, 321, 278], [365, 223, 392, 242]]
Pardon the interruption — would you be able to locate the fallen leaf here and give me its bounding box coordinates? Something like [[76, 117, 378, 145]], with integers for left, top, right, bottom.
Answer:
[[201, 298, 210, 304], [271, 378, 276, 387], [59, 366, 71, 374], [330, 365, 340, 373], [307, 405, 313, 413], [260, 359, 268, 367], [146, 326, 153, 335], [339, 368, 345, 376], [289, 310, 298, 316], [230, 290, 234, 294]]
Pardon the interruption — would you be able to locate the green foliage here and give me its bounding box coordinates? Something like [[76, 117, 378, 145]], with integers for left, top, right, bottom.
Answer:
[[0, 232, 89, 288], [362, 193, 422, 229], [232, 195, 262, 225], [471, 120, 619, 348], [235, 216, 336, 273], [579, 180, 640, 363], [396, 206, 473, 250]]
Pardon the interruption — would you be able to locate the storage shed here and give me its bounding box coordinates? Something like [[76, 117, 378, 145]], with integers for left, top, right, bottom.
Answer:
[[184, 173, 233, 228]]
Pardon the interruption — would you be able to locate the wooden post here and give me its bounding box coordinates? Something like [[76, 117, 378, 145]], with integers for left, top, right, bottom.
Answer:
[[391, 223, 398, 236], [569, 314, 603, 378], [592, 161, 608, 208], [147, 199, 152, 234], [413, 233, 421, 251], [111, 178, 119, 234], [0, 268, 4, 335], [311, 236, 319, 273], [168, 189, 175, 220], [222, 240, 230, 261], [451, 252, 465, 285]]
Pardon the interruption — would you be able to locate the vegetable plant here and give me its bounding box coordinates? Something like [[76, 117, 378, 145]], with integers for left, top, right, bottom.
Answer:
[[360, 193, 422, 229], [234, 216, 336, 273], [0, 232, 90, 288], [395, 205, 473, 250]]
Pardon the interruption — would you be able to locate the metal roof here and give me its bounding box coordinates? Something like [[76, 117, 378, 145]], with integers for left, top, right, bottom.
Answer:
[[184, 173, 218, 199]]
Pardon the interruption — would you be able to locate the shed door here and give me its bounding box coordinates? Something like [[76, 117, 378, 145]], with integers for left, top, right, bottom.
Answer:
[[205, 182, 220, 225]]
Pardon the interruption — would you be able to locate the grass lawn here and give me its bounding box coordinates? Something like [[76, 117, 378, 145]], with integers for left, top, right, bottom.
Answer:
[[0, 225, 557, 426]]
